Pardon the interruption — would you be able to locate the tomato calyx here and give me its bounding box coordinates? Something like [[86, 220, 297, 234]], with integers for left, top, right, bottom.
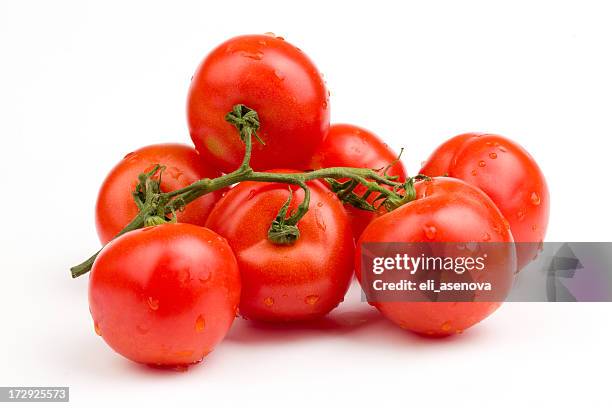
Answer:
[[71, 105, 420, 278], [267, 184, 310, 245]]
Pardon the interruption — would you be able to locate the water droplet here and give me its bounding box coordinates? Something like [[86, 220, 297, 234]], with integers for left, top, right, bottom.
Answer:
[[247, 189, 256, 200], [455, 329, 464, 334], [471, 169, 477, 176], [198, 272, 211, 284], [441, 321, 452, 331], [258, 40, 267, 46], [123, 151, 136, 160], [276, 36, 285, 41], [530, 192, 541, 206], [517, 209, 526, 221], [482, 232, 491, 241], [177, 267, 190, 284], [241, 51, 264, 60], [274, 69, 285, 80], [478, 160, 486, 167], [314, 209, 327, 231], [322, 100, 328, 108], [485, 141, 493, 146], [264, 31, 276, 37], [263, 297, 274, 307], [195, 315, 206, 332], [94, 322, 102, 336], [147, 297, 159, 311], [531, 225, 538, 231], [316, 201, 324, 208], [167, 166, 183, 180], [498, 145, 507, 152], [136, 323, 149, 335], [423, 225, 437, 239], [305, 295, 320, 305], [489, 152, 497, 159]]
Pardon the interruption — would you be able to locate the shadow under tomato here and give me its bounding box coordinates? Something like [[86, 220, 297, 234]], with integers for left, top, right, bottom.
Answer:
[[224, 306, 384, 345]]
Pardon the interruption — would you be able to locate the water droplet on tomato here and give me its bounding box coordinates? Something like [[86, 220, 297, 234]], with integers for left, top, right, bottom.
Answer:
[[242, 51, 263, 60], [530, 192, 541, 206], [263, 297, 274, 307], [147, 297, 159, 311], [482, 232, 491, 241], [441, 321, 452, 331], [167, 166, 183, 180], [498, 145, 507, 152], [274, 69, 285, 80], [478, 160, 486, 167], [136, 323, 149, 335], [199, 272, 211, 284], [314, 209, 327, 231], [489, 152, 497, 159], [455, 329, 464, 334], [316, 201, 324, 207], [195, 315, 206, 332], [423, 225, 437, 239], [532, 225, 538, 231], [94, 322, 102, 336], [322, 100, 328, 108], [247, 189, 256, 200], [123, 151, 136, 160], [305, 295, 320, 305], [264, 31, 276, 37], [503, 218, 511, 230], [471, 169, 477, 176], [517, 209, 526, 221]]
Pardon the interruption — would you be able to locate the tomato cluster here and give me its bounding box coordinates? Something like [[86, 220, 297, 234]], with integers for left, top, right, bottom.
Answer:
[[81, 34, 549, 368]]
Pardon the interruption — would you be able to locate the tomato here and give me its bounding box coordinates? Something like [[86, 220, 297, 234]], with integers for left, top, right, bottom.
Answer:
[[89, 223, 241, 366], [309, 124, 407, 239], [187, 34, 329, 173], [205, 173, 354, 322], [419, 133, 549, 270], [356, 177, 516, 336], [96, 143, 223, 245]]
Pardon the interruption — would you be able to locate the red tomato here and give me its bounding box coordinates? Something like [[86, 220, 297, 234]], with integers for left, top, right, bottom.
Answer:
[[419, 133, 549, 270], [89, 223, 241, 366], [309, 124, 407, 239], [96, 143, 223, 244], [187, 34, 329, 173], [205, 174, 354, 322], [356, 177, 516, 336]]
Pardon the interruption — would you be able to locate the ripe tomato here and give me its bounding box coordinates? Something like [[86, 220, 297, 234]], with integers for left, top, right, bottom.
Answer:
[[96, 143, 223, 244], [419, 133, 549, 270], [205, 174, 354, 322], [309, 124, 407, 239], [187, 34, 329, 173], [356, 177, 516, 336], [89, 223, 241, 366]]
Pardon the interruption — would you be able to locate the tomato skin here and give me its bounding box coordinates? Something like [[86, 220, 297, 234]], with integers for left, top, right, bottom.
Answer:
[[205, 173, 354, 322], [309, 124, 407, 239], [89, 223, 240, 366], [356, 177, 516, 336], [420, 133, 549, 270], [95, 144, 224, 245], [187, 34, 330, 173]]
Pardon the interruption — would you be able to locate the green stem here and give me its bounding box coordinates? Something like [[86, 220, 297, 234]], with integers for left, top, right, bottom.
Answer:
[[70, 104, 417, 278]]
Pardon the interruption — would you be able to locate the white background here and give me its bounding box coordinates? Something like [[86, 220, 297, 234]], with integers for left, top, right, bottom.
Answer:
[[1, 0, 611, 406]]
